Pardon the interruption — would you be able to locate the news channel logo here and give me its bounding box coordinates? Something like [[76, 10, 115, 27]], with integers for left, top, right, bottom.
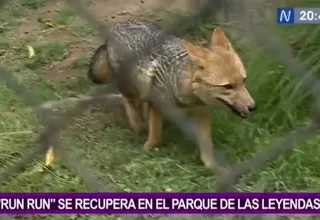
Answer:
[[277, 8, 320, 24]]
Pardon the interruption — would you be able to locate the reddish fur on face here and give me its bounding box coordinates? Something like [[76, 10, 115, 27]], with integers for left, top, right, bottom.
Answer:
[[183, 26, 255, 117], [183, 26, 247, 86]]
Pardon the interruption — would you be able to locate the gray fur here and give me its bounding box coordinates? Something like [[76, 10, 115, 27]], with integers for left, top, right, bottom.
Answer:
[[106, 19, 193, 103]]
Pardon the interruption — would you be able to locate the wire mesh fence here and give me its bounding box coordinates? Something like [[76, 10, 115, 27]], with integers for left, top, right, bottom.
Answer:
[[0, 0, 319, 219]]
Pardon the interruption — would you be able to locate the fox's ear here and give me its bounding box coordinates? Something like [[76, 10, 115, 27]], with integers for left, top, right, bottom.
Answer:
[[211, 27, 232, 50], [183, 40, 206, 59]]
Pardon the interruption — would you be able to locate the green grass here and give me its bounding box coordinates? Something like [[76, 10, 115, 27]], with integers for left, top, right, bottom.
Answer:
[[0, 0, 320, 219], [21, 0, 45, 10], [55, 8, 74, 26], [23, 41, 68, 70]]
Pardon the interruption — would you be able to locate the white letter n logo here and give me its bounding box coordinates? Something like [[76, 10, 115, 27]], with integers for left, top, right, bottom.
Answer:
[[280, 10, 291, 22]]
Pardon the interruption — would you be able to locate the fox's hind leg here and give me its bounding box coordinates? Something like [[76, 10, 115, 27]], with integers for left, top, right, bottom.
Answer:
[[143, 103, 164, 150], [123, 97, 147, 134]]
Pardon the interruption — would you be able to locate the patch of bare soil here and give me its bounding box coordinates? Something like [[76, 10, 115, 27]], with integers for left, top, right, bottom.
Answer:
[[14, 0, 197, 82], [87, 0, 197, 22], [47, 49, 84, 82], [11, 2, 59, 40]]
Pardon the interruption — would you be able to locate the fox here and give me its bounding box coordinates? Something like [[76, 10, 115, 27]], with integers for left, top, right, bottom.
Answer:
[[88, 19, 256, 169]]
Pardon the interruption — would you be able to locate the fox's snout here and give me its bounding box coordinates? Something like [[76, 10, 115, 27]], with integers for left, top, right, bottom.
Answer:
[[229, 87, 256, 118], [192, 82, 256, 118], [240, 101, 256, 117], [248, 103, 256, 112]]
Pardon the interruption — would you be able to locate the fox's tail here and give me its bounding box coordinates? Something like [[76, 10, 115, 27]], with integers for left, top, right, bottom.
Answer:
[[88, 44, 114, 84]]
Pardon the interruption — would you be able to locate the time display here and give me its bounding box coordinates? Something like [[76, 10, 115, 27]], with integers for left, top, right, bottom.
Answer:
[[296, 8, 320, 24]]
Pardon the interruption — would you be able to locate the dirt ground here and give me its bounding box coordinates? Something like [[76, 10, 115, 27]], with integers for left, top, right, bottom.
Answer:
[[12, 0, 198, 82], [14, 0, 300, 82], [87, 0, 197, 21]]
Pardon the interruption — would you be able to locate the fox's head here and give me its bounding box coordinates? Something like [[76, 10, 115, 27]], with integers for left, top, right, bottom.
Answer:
[[183, 27, 256, 118]]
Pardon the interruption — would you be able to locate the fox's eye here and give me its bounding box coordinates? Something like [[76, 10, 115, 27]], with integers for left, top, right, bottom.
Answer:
[[198, 65, 205, 70], [223, 84, 234, 89]]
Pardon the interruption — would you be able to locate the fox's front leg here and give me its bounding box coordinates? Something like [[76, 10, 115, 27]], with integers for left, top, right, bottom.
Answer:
[[143, 103, 164, 150], [123, 97, 147, 133], [190, 107, 217, 169]]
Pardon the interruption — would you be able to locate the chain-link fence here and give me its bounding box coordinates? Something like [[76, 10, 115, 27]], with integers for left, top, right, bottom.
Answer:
[[0, 0, 319, 219]]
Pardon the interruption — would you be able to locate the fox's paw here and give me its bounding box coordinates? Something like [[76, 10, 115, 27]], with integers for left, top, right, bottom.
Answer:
[[143, 139, 158, 151], [201, 155, 217, 170], [203, 161, 216, 170], [45, 146, 55, 167]]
